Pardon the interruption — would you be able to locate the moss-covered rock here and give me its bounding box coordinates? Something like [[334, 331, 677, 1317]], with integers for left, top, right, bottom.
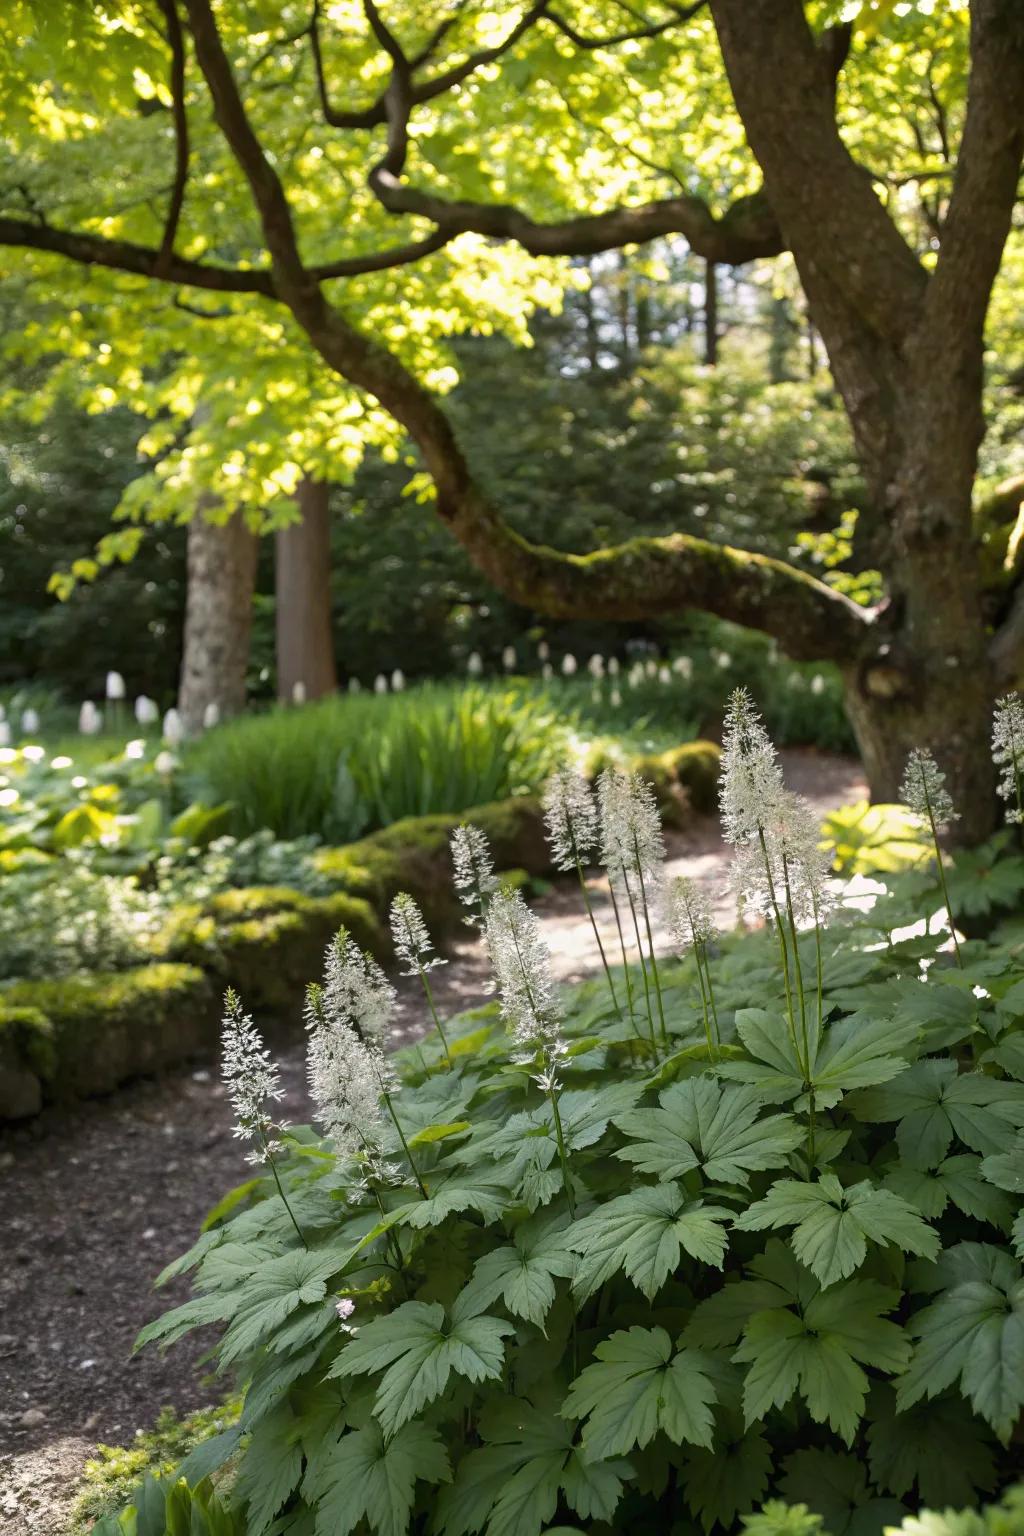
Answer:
[[0, 1005, 55, 1118], [1, 964, 216, 1101], [312, 796, 548, 932], [630, 739, 721, 824], [161, 887, 384, 1017]]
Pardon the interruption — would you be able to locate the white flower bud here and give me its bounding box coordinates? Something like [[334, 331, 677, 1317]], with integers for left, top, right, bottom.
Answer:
[[79, 701, 102, 736], [105, 671, 126, 701]]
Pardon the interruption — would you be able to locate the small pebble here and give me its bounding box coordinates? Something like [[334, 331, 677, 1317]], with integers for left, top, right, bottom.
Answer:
[[19, 1408, 45, 1428]]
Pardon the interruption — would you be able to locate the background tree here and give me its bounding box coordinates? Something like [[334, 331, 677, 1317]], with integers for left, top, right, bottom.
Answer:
[[2, 0, 1022, 836]]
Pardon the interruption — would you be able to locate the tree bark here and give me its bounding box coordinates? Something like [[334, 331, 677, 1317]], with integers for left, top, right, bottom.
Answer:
[[275, 476, 337, 702], [704, 260, 718, 367], [178, 505, 258, 734]]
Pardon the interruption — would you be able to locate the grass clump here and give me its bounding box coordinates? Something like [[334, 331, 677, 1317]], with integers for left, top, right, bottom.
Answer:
[[187, 684, 565, 842]]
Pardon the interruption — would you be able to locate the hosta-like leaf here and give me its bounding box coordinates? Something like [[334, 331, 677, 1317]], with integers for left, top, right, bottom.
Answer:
[[896, 1244, 1024, 1440], [331, 1299, 514, 1435], [613, 1077, 802, 1186], [734, 1279, 910, 1443], [736, 1175, 939, 1287], [567, 1185, 731, 1301], [562, 1326, 716, 1458], [303, 1419, 450, 1536]]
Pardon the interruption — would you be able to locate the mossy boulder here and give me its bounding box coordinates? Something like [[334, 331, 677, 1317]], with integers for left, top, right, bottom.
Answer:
[[0, 1005, 56, 1118], [630, 739, 721, 824], [313, 796, 548, 932], [0, 964, 216, 1101], [161, 886, 384, 1018]]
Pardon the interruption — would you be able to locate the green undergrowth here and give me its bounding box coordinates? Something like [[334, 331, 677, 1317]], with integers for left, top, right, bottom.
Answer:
[[72, 1401, 242, 1533], [112, 843, 1024, 1536]]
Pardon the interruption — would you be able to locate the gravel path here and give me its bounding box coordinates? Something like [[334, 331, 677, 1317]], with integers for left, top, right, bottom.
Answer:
[[0, 750, 866, 1533]]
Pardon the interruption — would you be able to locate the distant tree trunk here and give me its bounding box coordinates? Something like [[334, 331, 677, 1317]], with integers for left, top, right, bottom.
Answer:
[[704, 260, 718, 366], [178, 504, 258, 734], [768, 294, 795, 383], [275, 475, 337, 702]]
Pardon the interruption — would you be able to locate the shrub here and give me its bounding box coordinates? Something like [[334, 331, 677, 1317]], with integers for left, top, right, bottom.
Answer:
[[187, 685, 566, 842], [130, 700, 1024, 1536]]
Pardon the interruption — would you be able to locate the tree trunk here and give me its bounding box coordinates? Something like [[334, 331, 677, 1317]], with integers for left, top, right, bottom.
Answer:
[[275, 475, 337, 702], [704, 259, 718, 366], [178, 505, 258, 734]]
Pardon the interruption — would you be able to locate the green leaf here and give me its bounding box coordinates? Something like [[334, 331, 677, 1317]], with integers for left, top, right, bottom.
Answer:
[[391, 1174, 512, 1229], [406, 1121, 471, 1147], [865, 1389, 998, 1508], [884, 1155, 1012, 1227], [561, 1326, 716, 1458], [851, 1063, 1024, 1168], [567, 1185, 731, 1301], [980, 1132, 1024, 1192], [682, 1423, 773, 1533], [734, 1279, 910, 1443], [736, 1174, 939, 1287], [683, 1240, 817, 1349], [434, 1399, 628, 1536], [201, 1178, 263, 1233], [331, 1299, 514, 1435], [719, 1009, 916, 1109], [896, 1243, 1024, 1440], [218, 1250, 344, 1365], [232, 1410, 303, 1536], [304, 1420, 450, 1536], [613, 1077, 802, 1186], [456, 1219, 576, 1328], [778, 1448, 904, 1536]]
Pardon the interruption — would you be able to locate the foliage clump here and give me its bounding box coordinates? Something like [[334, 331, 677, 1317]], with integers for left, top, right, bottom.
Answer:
[[125, 696, 1024, 1536]]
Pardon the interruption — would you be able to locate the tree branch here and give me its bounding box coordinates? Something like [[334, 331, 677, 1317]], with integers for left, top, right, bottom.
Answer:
[[154, 0, 190, 277], [0, 216, 277, 294]]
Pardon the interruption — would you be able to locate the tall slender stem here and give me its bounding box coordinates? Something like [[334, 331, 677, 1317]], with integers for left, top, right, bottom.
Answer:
[[574, 852, 620, 1015], [260, 1132, 307, 1250], [757, 826, 799, 1058], [634, 841, 667, 1049], [420, 971, 453, 1067], [926, 807, 963, 969], [608, 885, 642, 1044], [693, 949, 716, 1059], [382, 1090, 428, 1198], [781, 855, 810, 1079], [547, 1081, 576, 1219], [701, 942, 721, 1047], [622, 869, 657, 1051]]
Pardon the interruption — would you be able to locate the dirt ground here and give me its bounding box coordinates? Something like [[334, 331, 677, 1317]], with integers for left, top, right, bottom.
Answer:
[[0, 750, 867, 1533]]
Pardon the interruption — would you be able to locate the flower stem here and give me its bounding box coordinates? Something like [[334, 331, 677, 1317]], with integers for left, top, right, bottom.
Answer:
[[634, 842, 668, 1049], [623, 874, 657, 1053], [608, 885, 642, 1045], [382, 1091, 428, 1198], [693, 948, 717, 1059], [260, 1132, 307, 1250], [926, 808, 963, 969], [701, 943, 722, 1047], [757, 827, 799, 1060], [574, 851, 620, 1016], [547, 1081, 576, 1218], [420, 971, 453, 1067]]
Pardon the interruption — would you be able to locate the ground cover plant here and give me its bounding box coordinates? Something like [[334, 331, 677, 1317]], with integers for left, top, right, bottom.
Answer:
[[117, 690, 1024, 1536]]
